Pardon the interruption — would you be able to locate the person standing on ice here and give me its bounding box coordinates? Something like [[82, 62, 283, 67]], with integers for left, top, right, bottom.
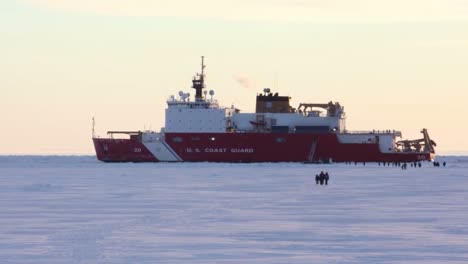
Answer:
[[325, 172, 329, 185], [402, 163, 407, 170], [319, 171, 325, 185], [315, 174, 319, 184]]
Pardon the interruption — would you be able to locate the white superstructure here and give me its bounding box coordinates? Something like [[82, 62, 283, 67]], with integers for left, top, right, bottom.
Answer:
[[165, 95, 233, 133]]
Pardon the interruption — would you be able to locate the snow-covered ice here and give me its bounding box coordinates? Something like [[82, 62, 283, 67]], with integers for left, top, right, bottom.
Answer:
[[0, 156, 467, 263]]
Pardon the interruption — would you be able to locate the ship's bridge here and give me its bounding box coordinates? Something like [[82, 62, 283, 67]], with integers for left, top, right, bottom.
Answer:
[[164, 57, 235, 133], [165, 91, 233, 133]]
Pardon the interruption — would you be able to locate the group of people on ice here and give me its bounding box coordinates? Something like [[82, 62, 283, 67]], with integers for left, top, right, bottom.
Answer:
[[433, 161, 446, 167], [315, 171, 329, 185], [313, 160, 447, 185]]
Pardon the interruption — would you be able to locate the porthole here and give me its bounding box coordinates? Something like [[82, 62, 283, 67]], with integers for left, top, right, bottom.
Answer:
[[172, 137, 183, 142], [275, 137, 286, 143]]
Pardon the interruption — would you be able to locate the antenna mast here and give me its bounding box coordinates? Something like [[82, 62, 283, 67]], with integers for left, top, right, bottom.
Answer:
[[192, 56, 206, 101], [92, 117, 95, 138], [201, 56, 205, 76]]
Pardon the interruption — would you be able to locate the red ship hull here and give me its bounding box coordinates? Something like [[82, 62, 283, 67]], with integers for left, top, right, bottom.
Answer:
[[93, 133, 434, 163], [93, 138, 158, 162]]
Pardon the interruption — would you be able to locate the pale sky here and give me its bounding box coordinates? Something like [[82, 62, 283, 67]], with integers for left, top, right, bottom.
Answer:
[[1, 0, 468, 155]]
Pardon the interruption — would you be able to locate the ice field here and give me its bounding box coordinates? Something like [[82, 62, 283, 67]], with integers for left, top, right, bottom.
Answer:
[[1, 156, 467, 264]]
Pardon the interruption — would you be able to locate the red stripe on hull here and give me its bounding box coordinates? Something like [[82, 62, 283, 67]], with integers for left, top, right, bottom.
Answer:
[[167, 133, 315, 162], [165, 133, 433, 163], [93, 138, 157, 162]]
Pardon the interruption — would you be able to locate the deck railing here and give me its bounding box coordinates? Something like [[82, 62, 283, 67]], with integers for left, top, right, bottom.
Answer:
[[342, 130, 402, 136]]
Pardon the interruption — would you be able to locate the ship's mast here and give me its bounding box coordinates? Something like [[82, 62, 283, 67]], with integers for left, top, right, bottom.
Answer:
[[192, 56, 206, 101], [92, 116, 95, 138]]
